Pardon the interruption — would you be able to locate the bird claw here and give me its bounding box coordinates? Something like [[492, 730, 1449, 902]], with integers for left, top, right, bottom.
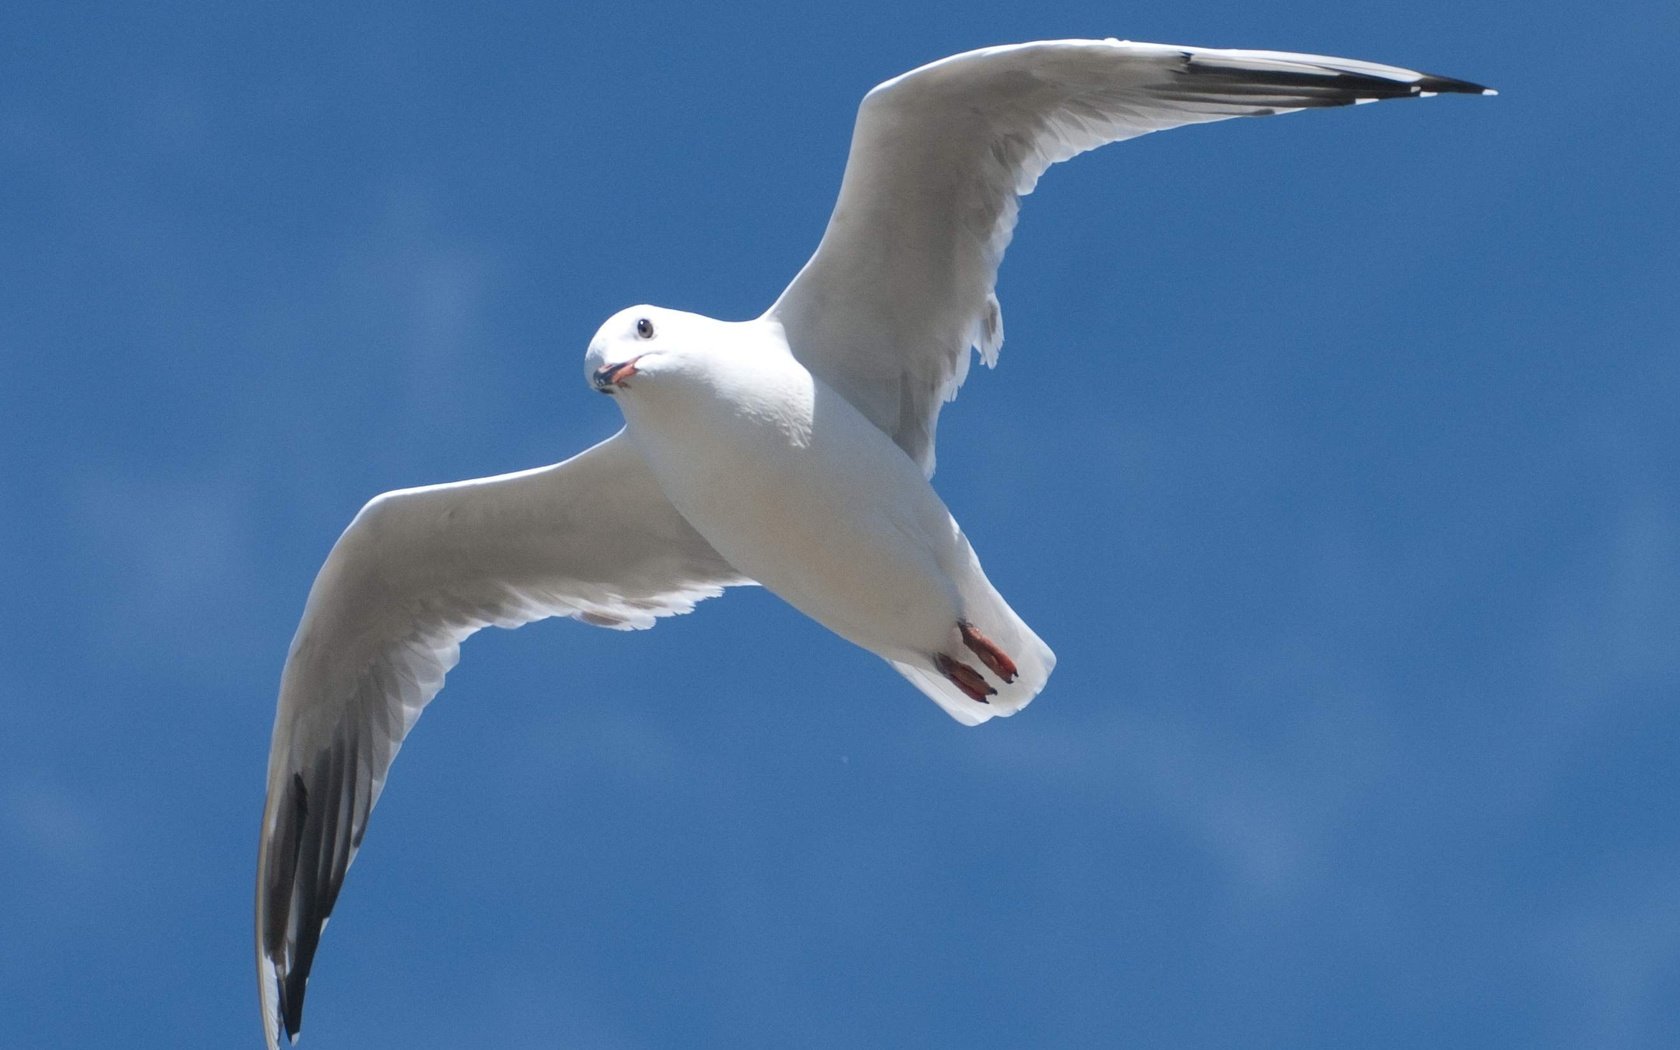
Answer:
[[934, 653, 995, 702], [958, 620, 1018, 683]]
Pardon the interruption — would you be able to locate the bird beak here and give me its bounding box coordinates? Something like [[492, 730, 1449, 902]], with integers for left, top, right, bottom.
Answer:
[[591, 356, 641, 394]]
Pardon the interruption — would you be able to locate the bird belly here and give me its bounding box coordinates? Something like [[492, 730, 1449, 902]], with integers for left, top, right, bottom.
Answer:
[[626, 380, 963, 658]]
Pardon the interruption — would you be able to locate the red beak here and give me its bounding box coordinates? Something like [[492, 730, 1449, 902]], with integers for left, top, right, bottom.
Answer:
[[591, 356, 641, 393]]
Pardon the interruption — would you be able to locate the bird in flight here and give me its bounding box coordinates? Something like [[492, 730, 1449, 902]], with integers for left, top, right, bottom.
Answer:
[[256, 37, 1492, 1047]]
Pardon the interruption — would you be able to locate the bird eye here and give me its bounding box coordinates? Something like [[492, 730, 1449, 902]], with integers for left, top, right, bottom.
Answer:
[[635, 317, 655, 339]]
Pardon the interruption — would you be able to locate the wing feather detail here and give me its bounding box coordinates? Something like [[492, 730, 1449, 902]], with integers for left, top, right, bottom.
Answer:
[[768, 39, 1491, 475], [255, 429, 747, 1047]]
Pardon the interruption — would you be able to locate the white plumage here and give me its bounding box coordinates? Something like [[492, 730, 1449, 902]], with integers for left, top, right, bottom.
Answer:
[[257, 38, 1491, 1048]]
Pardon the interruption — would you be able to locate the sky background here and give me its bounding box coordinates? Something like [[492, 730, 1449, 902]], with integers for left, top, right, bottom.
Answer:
[[2, 2, 1676, 1047]]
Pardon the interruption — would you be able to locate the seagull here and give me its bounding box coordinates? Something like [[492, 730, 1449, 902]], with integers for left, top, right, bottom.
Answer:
[[256, 38, 1492, 1047]]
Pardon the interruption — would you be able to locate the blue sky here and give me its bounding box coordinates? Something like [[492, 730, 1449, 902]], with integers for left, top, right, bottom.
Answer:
[[3, 2, 1676, 1047]]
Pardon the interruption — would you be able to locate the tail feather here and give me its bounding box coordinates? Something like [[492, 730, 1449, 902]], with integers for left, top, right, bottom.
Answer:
[[888, 578, 1055, 725]]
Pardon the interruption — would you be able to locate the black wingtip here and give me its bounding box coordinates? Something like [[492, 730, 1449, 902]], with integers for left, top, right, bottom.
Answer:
[[1414, 72, 1497, 97], [281, 981, 306, 1042], [266, 731, 369, 1045], [1171, 54, 1497, 108], [271, 770, 312, 1041]]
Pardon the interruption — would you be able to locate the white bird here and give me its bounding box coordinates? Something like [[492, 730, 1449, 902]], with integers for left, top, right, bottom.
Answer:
[[256, 38, 1492, 1046]]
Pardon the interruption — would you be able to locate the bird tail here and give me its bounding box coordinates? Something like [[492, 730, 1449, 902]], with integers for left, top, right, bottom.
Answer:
[[888, 556, 1055, 725]]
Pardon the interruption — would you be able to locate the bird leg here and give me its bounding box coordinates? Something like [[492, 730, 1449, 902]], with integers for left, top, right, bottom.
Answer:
[[958, 620, 1018, 683], [934, 653, 994, 703]]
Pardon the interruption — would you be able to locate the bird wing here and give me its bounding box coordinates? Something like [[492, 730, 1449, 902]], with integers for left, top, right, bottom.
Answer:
[[766, 39, 1492, 475], [255, 429, 748, 1048]]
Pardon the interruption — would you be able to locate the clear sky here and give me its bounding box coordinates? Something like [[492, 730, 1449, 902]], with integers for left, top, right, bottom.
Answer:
[[3, 2, 1676, 1047]]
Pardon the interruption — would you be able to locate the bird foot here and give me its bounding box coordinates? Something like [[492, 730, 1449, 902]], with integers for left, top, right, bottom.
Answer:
[[958, 620, 1018, 683], [934, 653, 995, 703]]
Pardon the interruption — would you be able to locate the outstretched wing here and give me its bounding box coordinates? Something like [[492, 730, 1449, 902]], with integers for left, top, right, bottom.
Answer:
[[767, 39, 1493, 475], [255, 429, 748, 1048]]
